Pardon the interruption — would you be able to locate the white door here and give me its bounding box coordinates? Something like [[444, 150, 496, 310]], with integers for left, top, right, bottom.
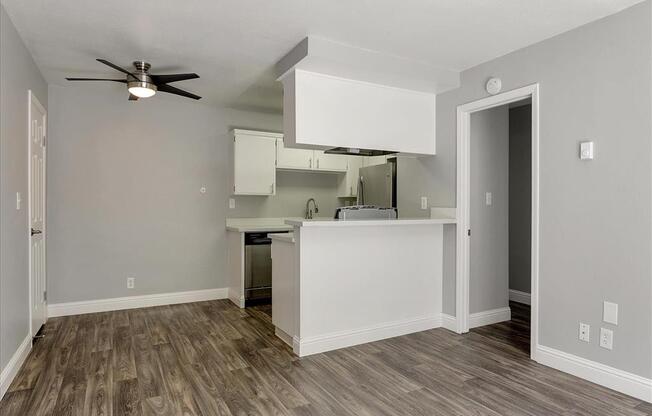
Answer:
[[313, 151, 348, 172], [233, 132, 277, 195], [276, 139, 313, 170], [29, 91, 47, 337]]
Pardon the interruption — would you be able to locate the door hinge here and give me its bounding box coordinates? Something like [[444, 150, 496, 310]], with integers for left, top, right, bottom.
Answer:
[[467, 229, 471, 237]]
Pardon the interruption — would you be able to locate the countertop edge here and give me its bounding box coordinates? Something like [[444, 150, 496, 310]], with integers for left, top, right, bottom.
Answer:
[[284, 218, 457, 227]]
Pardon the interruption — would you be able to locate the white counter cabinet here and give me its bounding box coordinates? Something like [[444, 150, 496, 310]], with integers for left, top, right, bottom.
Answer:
[[273, 217, 456, 356]]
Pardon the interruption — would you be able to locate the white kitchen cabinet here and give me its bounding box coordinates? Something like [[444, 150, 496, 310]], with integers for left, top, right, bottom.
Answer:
[[233, 130, 280, 195], [337, 156, 363, 197], [363, 155, 388, 167], [276, 139, 314, 170], [313, 151, 348, 172]]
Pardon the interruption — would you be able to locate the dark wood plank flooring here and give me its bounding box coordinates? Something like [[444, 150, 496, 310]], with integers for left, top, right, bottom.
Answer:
[[1, 301, 649, 415]]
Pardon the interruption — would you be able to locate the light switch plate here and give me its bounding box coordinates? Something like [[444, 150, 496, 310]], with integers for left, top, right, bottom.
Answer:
[[229, 198, 236, 209], [420, 196, 428, 210], [16, 192, 21, 210], [580, 141, 594, 160], [600, 328, 613, 350], [603, 301, 618, 325]]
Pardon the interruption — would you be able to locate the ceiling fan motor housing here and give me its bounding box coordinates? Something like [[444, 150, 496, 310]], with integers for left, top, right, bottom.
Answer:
[[127, 61, 157, 92]]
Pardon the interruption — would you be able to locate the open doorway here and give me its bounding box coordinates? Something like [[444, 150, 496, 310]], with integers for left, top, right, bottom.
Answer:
[[455, 84, 540, 360]]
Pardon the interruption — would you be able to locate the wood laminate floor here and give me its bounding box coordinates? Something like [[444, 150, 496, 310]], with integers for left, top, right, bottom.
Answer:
[[1, 300, 649, 416]]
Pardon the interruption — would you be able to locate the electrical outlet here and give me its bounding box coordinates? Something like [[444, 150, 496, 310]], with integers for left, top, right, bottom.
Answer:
[[200, 186, 207, 194], [420, 196, 428, 210], [485, 192, 493, 206], [229, 198, 236, 209], [600, 328, 613, 350], [579, 322, 590, 342], [127, 277, 135, 289], [16, 192, 21, 210]]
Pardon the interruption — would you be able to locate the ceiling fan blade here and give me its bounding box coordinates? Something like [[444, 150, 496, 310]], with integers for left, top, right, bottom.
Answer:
[[150, 73, 199, 84], [128, 94, 139, 101], [66, 77, 127, 82], [96, 59, 138, 78], [157, 84, 201, 100]]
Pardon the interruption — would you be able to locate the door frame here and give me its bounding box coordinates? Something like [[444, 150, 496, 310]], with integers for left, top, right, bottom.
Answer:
[[28, 90, 47, 337], [455, 83, 540, 359]]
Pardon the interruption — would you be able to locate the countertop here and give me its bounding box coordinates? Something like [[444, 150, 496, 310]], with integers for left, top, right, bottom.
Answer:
[[285, 217, 456, 227], [226, 217, 317, 232], [269, 232, 295, 243]]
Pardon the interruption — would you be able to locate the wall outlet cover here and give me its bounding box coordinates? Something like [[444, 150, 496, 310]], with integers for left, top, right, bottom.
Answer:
[[485, 192, 493, 206], [229, 198, 236, 209], [127, 277, 135, 289], [420, 196, 428, 210], [16, 192, 21, 210], [600, 328, 614, 350], [579, 322, 590, 343]]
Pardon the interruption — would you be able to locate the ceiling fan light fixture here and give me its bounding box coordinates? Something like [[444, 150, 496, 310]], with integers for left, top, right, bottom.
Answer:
[[127, 81, 157, 98]]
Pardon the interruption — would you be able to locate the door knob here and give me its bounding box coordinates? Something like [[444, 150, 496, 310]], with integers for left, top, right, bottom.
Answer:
[[31, 228, 42, 236]]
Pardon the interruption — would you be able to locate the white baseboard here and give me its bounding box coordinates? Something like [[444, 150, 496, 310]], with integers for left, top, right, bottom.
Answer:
[[48, 287, 229, 317], [441, 313, 457, 332], [509, 289, 531, 305], [294, 314, 442, 357], [469, 307, 511, 328], [535, 345, 651, 403], [228, 290, 245, 309], [0, 334, 31, 400]]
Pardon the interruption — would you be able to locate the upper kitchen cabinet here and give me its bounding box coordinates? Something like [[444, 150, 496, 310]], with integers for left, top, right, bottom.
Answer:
[[337, 156, 363, 197], [281, 69, 437, 155], [363, 155, 388, 167], [277, 139, 348, 173], [233, 130, 280, 196], [276, 138, 313, 170], [313, 151, 348, 172]]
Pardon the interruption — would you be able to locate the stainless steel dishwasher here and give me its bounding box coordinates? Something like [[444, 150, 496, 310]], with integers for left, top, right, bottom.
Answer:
[[244, 231, 287, 307]]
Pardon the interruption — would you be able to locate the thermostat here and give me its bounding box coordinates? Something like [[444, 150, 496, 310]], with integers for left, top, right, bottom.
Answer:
[[580, 141, 594, 160]]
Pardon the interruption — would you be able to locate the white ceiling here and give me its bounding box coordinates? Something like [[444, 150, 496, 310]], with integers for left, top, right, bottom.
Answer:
[[1, 0, 643, 112]]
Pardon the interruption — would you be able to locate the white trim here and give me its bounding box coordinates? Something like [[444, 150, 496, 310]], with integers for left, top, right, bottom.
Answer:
[[0, 334, 31, 400], [228, 290, 245, 309], [28, 90, 48, 338], [47, 288, 228, 317], [509, 289, 531, 305], [455, 84, 540, 362], [469, 307, 511, 329], [294, 314, 442, 357], [535, 345, 652, 403], [441, 313, 457, 332]]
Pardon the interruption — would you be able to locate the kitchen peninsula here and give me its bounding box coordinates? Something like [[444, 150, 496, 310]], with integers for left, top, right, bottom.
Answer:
[[271, 211, 456, 356]]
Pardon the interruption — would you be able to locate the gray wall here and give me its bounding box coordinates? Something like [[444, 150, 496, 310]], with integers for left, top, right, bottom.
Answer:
[[402, 1, 651, 378], [509, 104, 532, 294], [470, 106, 509, 314], [0, 5, 48, 371], [47, 85, 338, 305]]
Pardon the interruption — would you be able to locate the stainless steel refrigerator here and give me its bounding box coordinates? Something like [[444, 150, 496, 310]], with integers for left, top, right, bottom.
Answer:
[[358, 159, 397, 208]]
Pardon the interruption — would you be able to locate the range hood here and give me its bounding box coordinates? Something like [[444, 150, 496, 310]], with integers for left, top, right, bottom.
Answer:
[[324, 147, 396, 157]]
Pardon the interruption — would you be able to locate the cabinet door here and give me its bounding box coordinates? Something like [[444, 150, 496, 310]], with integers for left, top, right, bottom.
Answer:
[[234, 133, 277, 195], [276, 139, 314, 170], [314, 151, 348, 172], [362, 155, 387, 167], [337, 156, 363, 197]]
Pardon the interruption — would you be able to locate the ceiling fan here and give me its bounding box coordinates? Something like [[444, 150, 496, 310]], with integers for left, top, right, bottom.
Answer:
[[66, 59, 201, 101]]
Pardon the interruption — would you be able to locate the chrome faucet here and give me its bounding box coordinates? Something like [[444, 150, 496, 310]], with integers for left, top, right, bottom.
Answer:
[[305, 198, 319, 219]]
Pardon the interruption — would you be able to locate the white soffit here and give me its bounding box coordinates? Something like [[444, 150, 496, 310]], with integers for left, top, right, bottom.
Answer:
[[276, 37, 460, 94]]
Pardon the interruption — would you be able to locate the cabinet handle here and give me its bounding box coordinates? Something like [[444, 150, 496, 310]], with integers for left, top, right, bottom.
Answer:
[[270, 183, 274, 193], [350, 186, 353, 196], [309, 158, 312, 169], [316, 159, 320, 169]]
